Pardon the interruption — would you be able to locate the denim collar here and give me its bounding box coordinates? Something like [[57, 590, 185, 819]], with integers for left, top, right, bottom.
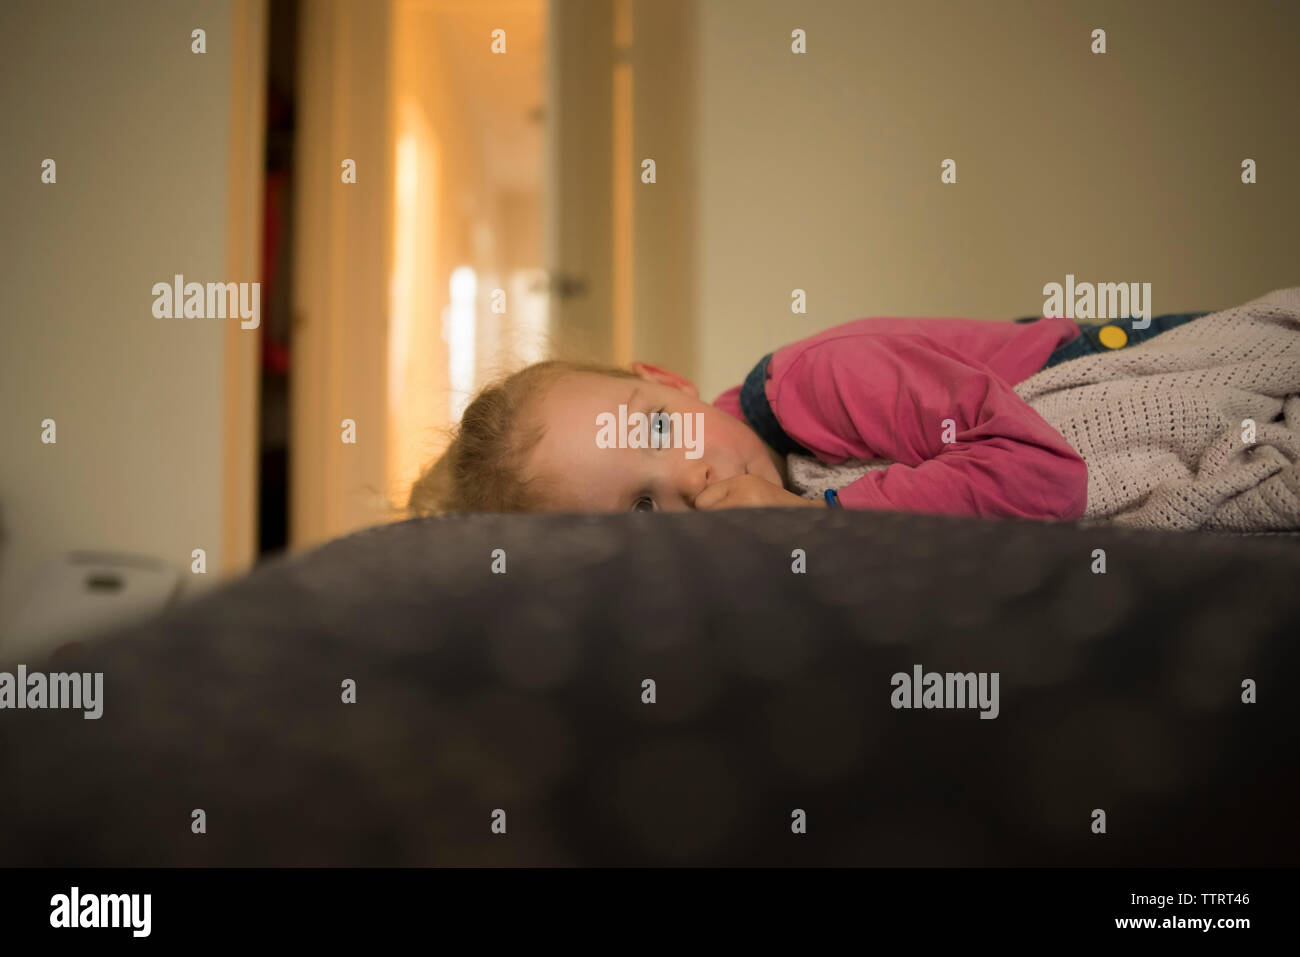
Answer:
[[738, 353, 812, 457]]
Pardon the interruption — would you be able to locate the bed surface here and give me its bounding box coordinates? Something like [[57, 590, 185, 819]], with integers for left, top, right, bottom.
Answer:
[[1, 509, 1297, 865]]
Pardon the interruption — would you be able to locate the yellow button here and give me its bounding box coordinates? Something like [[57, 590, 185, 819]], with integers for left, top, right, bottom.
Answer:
[[1098, 325, 1128, 349]]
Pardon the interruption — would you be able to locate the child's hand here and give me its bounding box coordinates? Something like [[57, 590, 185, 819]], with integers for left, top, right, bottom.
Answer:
[[693, 473, 828, 510]]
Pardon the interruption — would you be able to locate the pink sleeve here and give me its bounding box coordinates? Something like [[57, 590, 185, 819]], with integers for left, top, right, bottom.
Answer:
[[771, 334, 1088, 520]]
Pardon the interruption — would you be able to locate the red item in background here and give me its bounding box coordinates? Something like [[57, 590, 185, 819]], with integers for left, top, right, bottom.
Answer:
[[261, 168, 291, 376]]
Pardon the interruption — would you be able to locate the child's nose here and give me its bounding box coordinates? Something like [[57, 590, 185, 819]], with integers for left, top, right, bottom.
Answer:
[[681, 460, 713, 506]]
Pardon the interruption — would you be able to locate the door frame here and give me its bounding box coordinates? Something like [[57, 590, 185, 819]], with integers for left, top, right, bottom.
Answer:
[[222, 0, 268, 576]]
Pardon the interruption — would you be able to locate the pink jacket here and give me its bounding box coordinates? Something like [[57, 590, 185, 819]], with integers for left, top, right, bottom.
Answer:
[[712, 316, 1089, 520]]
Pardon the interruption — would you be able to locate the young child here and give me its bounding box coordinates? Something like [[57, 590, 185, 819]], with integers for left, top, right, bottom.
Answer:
[[408, 312, 1203, 519]]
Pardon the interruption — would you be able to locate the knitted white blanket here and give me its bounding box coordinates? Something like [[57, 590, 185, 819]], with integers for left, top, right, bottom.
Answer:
[[786, 288, 1300, 530]]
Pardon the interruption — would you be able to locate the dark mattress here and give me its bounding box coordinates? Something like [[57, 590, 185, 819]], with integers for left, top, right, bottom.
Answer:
[[2, 509, 1298, 866]]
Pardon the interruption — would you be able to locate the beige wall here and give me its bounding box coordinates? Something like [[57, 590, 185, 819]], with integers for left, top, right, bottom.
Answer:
[[691, 0, 1300, 401], [0, 0, 264, 646], [629, 0, 698, 381], [547, 0, 616, 364]]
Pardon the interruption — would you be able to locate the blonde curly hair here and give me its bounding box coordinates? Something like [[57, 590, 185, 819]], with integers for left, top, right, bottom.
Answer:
[[407, 358, 643, 515]]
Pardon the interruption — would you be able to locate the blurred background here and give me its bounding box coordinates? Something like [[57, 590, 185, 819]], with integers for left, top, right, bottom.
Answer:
[[1, 0, 1298, 657]]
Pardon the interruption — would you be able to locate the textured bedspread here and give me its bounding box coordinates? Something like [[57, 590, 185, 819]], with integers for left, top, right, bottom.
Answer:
[[0, 509, 1297, 865]]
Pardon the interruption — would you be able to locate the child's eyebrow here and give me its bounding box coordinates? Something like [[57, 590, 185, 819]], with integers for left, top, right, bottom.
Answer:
[[626, 386, 642, 409]]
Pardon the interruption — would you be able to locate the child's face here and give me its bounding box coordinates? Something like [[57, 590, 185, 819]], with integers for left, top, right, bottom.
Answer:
[[522, 363, 788, 512]]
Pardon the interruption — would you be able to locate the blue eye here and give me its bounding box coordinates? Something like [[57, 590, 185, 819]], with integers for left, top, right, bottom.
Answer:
[[651, 409, 671, 443], [632, 496, 655, 512]]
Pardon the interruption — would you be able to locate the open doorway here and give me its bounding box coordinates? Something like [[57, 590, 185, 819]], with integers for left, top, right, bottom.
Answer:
[[267, 0, 696, 548], [388, 0, 551, 506], [276, 0, 554, 549]]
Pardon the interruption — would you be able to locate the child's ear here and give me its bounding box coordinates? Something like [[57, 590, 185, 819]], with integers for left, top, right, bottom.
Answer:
[[631, 361, 699, 399]]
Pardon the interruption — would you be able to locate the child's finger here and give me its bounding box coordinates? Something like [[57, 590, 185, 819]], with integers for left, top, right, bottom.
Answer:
[[693, 482, 730, 510]]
